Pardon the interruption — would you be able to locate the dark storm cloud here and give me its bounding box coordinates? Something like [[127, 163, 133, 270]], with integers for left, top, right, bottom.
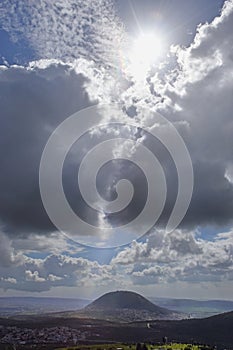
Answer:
[[184, 160, 233, 227], [0, 63, 90, 235], [1, 58, 233, 240], [1, 1, 233, 242]]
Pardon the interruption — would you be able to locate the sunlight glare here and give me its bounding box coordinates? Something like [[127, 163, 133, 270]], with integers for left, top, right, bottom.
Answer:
[[128, 32, 164, 80]]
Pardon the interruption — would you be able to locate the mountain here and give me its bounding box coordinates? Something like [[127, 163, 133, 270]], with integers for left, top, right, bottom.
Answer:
[[86, 290, 169, 313], [80, 290, 184, 322]]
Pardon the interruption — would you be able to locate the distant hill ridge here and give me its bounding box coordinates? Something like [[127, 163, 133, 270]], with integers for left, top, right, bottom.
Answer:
[[5, 291, 183, 322]]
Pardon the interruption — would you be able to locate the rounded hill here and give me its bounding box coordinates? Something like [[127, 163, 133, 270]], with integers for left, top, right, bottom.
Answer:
[[85, 290, 169, 315]]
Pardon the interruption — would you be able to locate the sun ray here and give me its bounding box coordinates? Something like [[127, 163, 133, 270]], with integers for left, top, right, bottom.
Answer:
[[127, 31, 164, 80]]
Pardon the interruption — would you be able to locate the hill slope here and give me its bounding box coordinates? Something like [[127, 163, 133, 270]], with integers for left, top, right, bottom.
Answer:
[[2, 311, 233, 347], [86, 291, 170, 313], [146, 310, 233, 347], [82, 290, 184, 322]]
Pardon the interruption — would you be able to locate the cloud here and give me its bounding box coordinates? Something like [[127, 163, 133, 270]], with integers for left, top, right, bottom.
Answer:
[[11, 232, 82, 255], [112, 228, 233, 285], [0, 250, 118, 292], [0, 0, 125, 68], [172, 0, 233, 85], [25, 270, 46, 283], [114, 0, 233, 230], [112, 230, 202, 265], [0, 60, 91, 235], [163, 0, 233, 228], [1, 1, 233, 242], [0, 57, 130, 242], [0, 231, 23, 267]]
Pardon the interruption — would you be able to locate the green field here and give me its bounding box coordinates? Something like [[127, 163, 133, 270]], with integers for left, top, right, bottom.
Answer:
[[56, 343, 209, 350]]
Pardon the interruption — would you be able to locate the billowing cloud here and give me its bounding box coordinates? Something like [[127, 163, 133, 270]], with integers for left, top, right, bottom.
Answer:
[[1, 227, 233, 292], [0, 231, 23, 268], [163, 0, 233, 228], [0, 246, 118, 292], [112, 229, 233, 285], [117, 0, 233, 230]]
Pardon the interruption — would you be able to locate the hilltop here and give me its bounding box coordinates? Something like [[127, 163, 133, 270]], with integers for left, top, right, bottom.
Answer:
[[86, 290, 170, 313], [80, 290, 184, 322]]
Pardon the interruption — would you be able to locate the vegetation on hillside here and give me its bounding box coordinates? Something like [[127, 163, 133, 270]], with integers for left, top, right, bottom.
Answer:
[[56, 342, 214, 350]]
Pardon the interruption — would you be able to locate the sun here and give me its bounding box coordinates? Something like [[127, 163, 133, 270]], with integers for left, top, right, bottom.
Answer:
[[127, 32, 164, 80], [133, 32, 163, 64]]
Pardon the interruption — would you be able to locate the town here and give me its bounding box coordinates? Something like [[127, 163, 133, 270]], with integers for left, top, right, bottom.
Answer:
[[0, 325, 92, 346]]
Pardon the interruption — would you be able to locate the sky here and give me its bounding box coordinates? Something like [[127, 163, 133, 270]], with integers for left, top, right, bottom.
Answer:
[[0, 0, 233, 300]]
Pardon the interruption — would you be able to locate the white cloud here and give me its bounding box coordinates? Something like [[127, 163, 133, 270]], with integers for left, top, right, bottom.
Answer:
[[0, 277, 17, 284], [0, 231, 23, 268], [0, 0, 125, 69], [112, 229, 233, 285], [25, 270, 46, 283], [112, 230, 203, 265], [0, 251, 118, 292]]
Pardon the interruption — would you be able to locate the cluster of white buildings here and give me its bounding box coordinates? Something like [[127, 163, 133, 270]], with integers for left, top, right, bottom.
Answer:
[[0, 325, 90, 345]]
